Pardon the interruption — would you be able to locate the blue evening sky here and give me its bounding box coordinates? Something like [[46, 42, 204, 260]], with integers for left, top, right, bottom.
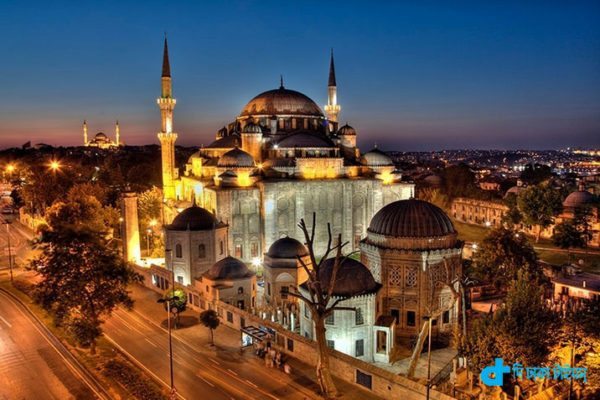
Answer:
[[0, 1, 599, 150]]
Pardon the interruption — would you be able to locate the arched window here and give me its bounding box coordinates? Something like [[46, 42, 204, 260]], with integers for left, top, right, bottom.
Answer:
[[219, 240, 224, 255], [238, 287, 244, 294], [198, 244, 206, 259], [175, 244, 182, 258]]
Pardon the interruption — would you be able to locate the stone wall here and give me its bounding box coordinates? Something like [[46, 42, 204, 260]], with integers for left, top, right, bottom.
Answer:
[[135, 264, 454, 400]]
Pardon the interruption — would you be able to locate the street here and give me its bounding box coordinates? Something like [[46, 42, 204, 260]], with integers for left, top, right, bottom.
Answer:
[[104, 298, 321, 400], [0, 289, 109, 400]]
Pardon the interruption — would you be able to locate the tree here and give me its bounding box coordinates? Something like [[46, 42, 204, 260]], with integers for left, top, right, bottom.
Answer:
[[285, 213, 363, 399], [517, 184, 563, 242], [493, 270, 558, 367], [471, 227, 540, 290], [163, 288, 187, 329], [199, 310, 220, 346], [519, 163, 552, 185], [441, 164, 479, 199], [32, 230, 142, 354], [502, 194, 522, 229], [465, 270, 558, 375], [138, 187, 164, 257], [418, 187, 450, 210]]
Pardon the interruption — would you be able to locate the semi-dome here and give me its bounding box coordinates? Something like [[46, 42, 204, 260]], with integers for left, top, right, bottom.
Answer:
[[206, 256, 252, 280], [242, 122, 263, 134], [563, 190, 594, 208], [168, 205, 219, 231], [276, 132, 335, 148], [240, 87, 324, 117], [368, 199, 456, 238], [338, 124, 356, 136], [361, 148, 394, 167], [267, 236, 309, 259], [317, 258, 380, 298], [218, 147, 255, 168]]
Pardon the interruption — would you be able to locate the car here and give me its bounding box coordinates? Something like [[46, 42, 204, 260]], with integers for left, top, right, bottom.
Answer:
[[1, 206, 14, 214]]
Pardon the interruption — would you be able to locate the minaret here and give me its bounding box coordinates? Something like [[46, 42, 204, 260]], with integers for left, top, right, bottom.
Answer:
[[157, 37, 178, 201], [324, 49, 341, 131], [115, 120, 120, 145], [83, 120, 88, 146]]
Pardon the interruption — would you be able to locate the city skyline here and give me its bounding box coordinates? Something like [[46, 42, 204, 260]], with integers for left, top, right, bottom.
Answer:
[[1, 1, 599, 151]]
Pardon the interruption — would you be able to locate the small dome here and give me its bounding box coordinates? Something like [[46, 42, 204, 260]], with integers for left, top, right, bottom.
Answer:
[[168, 205, 218, 231], [217, 148, 255, 168], [338, 124, 356, 136], [95, 132, 108, 140], [276, 132, 334, 148], [240, 87, 324, 117], [563, 190, 594, 208], [505, 186, 522, 197], [206, 256, 252, 280], [368, 199, 456, 238], [318, 258, 380, 297], [361, 148, 394, 167], [267, 237, 309, 259], [242, 122, 263, 134]]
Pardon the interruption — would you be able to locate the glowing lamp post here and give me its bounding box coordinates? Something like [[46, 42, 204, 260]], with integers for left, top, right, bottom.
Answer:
[[158, 248, 178, 399]]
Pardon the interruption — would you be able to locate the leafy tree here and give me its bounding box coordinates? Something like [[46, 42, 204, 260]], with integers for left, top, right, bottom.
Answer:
[[517, 184, 563, 242], [418, 187, 450, 210], [441, 164, 479, 199], [138, 187, 164, 256], [552, 221, 586, 262], [465, 271, 558, 374], [163, 288, 187, 329], [519, 163, 553, 185], [493, 270, 558, 367], [471, 227, 540, 290], [199, 309, 220, 346], [32, 230, 142, 354], [502, 194, 522, 229]]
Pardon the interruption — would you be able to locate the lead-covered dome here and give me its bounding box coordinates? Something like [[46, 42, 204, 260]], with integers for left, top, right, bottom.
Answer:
[[168, 205, 219, 231], [338, 124, 356, 136], [206, 256, 253, 280], [218, 147, 255, 168], [242, 122, 263, 134], [276, 132, 335, 148], [369, 199, 455, 238], [563, 190, 594, 208], [267, 237, 309, 259], [361, 148, 394, 167], [240, 87, 324, 117], [317, 258, 381, 298]]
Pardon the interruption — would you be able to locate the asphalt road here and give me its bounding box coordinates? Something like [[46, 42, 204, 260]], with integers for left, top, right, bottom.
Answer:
[[0, 289, 109, 400], [104, 307, 316, 400]]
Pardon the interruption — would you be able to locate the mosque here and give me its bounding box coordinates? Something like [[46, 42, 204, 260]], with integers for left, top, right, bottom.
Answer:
[[82, 120, 122, 149], [138, 39, 462, 364]]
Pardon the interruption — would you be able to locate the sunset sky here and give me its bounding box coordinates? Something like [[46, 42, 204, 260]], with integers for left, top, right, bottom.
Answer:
[[1, 1, 599, 150]]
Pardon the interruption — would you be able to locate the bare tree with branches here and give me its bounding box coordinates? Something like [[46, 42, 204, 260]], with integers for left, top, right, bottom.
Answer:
[[286, 213, 356, 399]]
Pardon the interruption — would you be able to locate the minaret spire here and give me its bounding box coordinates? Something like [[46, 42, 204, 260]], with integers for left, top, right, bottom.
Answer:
[[328, 48, 336, 87], [162, 36, 171, 78], [324, 48, 341, 130], [280, 75, 284, 89]]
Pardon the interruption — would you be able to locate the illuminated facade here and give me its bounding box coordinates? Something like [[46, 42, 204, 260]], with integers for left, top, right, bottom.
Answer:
[[158, 40, 415, 261]]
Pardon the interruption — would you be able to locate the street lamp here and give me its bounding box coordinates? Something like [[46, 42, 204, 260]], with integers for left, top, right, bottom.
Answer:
[[423, 315, 433, 400], [49, 160, 61, 172], [158, 248, 178, 399]]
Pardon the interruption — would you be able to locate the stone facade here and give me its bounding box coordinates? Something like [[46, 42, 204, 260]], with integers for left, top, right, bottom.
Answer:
[[451, 197, 507, 228]]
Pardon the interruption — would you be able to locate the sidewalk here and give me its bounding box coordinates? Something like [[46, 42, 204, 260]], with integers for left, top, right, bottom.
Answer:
[[128, 284, 384, 400]]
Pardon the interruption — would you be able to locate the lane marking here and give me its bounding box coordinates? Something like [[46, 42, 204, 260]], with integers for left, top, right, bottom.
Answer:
[[227, 368, 238, 376], [197, 375, 215, 388], [0, 315, 11, 328], [144, 338, 157, 347], [209, 358, 220, 365], [244, 380, 258, 388]]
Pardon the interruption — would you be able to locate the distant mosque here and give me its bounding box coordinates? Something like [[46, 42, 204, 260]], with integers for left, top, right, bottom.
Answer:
[[83, 120, 123, 149]]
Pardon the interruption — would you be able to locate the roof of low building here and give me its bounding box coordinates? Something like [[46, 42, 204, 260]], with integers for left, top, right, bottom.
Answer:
[[553, 272, 600, 292]]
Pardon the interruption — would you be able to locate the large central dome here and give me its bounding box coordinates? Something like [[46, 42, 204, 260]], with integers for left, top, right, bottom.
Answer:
[[240, 87, 324, 117]]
